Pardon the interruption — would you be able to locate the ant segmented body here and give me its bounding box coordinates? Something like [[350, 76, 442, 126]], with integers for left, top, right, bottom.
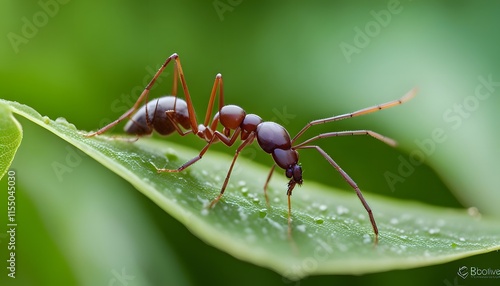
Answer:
[[86, 53, 416, 243]]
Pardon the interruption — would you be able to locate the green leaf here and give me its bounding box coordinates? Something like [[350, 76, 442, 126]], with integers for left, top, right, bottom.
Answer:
[[0, 102, 22, 180], [1, 98, 499, 280]]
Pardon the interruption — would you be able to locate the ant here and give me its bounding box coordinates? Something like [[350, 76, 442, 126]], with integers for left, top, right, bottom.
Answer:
[[86, 53, 416, 244]]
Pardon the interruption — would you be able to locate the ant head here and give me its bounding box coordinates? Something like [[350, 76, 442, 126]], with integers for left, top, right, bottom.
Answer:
[[271, 148, 302, 185], [285, 164, 303, 186]]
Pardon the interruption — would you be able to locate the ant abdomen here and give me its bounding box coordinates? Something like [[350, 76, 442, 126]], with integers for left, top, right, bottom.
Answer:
[[124, 96, 191, 136]]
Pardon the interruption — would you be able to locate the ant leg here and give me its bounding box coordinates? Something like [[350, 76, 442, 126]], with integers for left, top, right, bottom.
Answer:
[[169, 54, 199, 133], [293, 130, 397, 149], [156, 138, 216, 173], [287, 192, 293, 238], [164, 111, 193, 136], [286, 179, 298, 238], [203, 73, 225, 127], [156, 129, 242, 173], [85, 53, 180, 137], [296, 145, 379, 244], [263, 164, 276, 207], [291, 88, 417, 143], [263, 165, 296, 236], [162, 55, 224, 135], [209, 133, 256, 208]]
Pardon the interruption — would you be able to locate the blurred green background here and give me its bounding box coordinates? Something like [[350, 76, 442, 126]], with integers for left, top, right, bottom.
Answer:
[[1, 0, 499, 285]]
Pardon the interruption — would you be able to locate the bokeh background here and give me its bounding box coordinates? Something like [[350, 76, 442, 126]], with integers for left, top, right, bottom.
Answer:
[[1, 0, 499, 285]]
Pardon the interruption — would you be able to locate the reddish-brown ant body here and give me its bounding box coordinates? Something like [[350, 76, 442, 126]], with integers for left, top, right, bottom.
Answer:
[[86, 53, 416, 243]]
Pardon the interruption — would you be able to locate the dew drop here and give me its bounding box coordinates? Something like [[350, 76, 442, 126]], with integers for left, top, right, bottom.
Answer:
[[258, 209, 267, 218], [165, 152, 178, 161], [238, 207, 248, 221], [319, 204, 327, 212], [459, 237, 465, 242], [296, 224, 306, 232], [428, 228, 440, 235], [55, 117, 68, 124], [200, 209, 209, 216], [246, 235, 256, 243], [252, 197, 260, 204], [390, 218, 399, 225], [237, 180, 247, 187], [266, 218, 285, 231], [467, 207, 481, 218], [175, 188, 182, 194], [337, 243, 348, 252], [240, 187, 249, 196], [57, 117, 77, 129], [451, 242, 458, 248], [314, 217, 324, 224], [362, 234, 371, 244], [336, 205, 349, 215], [197, 195, 209, 207]]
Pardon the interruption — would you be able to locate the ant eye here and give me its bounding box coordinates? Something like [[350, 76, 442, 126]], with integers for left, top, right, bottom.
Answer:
[[293, 165, 303, 183]]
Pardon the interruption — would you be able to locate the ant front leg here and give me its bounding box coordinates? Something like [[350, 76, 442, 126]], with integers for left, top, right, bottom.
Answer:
[[293, 130, 398, 149], [291, 88, 417, 143], [263, 164, 276, 207], [296, 145, 379, 244], [208, 132, 255, 208]]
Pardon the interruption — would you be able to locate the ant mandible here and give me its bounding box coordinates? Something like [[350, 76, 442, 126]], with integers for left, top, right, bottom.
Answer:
[[86, 53, 417, 244]]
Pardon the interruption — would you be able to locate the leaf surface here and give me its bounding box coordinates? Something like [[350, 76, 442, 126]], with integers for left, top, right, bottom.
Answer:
[[1, 99, 498, 279]]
